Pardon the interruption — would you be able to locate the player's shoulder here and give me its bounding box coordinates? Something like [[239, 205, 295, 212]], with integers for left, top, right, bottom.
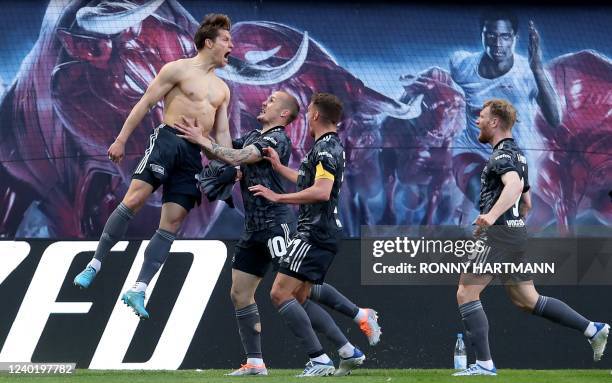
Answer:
[[158, 59, 186, 78], [266, 127, 290, 143], [313, 134, 343, 162], [314, 133, 343, 151], [449, 50, 479, 79], [259, 130, 286, 149], [242, 129, 261, 141], [492, 140, 524, 161]]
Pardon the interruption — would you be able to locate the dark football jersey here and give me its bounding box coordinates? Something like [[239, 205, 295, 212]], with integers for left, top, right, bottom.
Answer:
[[295, 132, 345, 251], [479, 138, 530, 244], [234, 126, 295, 231]]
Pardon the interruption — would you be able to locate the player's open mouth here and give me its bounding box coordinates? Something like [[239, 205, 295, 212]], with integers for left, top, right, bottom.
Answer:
[[224, 52, 231, 61]]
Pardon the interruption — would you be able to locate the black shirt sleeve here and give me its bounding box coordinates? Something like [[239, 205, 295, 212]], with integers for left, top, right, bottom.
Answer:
[[314, 142, 339, 176], [490, 152, 519, 177], [251, 131, 288, 157], [232, 135, 247, 149]]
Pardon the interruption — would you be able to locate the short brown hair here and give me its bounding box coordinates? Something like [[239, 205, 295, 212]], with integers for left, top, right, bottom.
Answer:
[[278, 91, 300, 124], [194, 14, 231, 50], [311, 93, 343, 125], [483, 98, 516, 130]]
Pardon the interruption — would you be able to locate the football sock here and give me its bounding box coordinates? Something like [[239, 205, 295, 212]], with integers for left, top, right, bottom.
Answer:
[[353, 308, 368, 323], [247, 358, 264, 366], [477, 360, 495, 370], [235, 303, 262, 359], [87, 259, 102, 273], [277, 299, 324, 358], [584, 322, 598, 338], [93, 202, 134, 264], [338, 342, 357, 358], [302, 299, 349, 349], [533, 296, 590, 333], [311, 354, 331, 364], [459, 300, 492, 362], [136, 229, 175, 284], [309, 283, 359, 318], [132, 282, 147, 292]]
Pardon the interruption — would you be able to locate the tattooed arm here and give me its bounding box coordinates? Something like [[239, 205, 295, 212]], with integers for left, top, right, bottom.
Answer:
[[206, 142, 262, 166], [174, 116, 262, 166]]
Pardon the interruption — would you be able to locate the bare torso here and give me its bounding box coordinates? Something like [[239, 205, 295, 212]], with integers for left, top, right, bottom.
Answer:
[[162, 57, 229, 136]]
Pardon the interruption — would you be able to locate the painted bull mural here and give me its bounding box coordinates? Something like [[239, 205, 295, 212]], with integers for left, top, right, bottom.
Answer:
[[0, 1, 421, 238], [533, 50, 612, 234], [0, 0, 610, 238]]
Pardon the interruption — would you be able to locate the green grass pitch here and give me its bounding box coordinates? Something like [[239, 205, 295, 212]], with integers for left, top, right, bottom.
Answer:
[[0, 369, 610, 382]]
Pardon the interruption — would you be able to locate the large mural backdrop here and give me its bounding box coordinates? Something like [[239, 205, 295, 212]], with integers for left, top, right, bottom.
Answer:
[[0, 0, 610, 239]]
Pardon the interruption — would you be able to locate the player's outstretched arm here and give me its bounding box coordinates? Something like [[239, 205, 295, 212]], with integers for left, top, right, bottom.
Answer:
[[174, 116, 262, 165], [249, 178, 333, 204], [528, 20, 561, 128], [262, 147, 299, 184], [108, 62, 180, 163], [206, 142, 261, 166]]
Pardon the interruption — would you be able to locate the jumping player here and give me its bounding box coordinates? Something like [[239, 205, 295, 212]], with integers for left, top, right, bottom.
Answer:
[[73, 14, 234, 320]]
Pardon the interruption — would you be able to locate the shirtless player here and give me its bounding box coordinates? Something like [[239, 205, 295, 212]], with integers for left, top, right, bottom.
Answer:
[[73, 14, 233, 320]]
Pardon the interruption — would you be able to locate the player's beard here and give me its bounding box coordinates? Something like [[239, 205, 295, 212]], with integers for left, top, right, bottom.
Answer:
[[478, 126, 491, 144]]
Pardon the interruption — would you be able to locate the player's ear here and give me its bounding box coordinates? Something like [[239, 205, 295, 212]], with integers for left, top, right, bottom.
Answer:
[[280, 109, 289, 118], [205, 37, 215, 49]]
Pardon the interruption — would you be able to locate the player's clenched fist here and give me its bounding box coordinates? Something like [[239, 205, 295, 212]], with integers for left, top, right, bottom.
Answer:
[[107, 139, 125, 163]]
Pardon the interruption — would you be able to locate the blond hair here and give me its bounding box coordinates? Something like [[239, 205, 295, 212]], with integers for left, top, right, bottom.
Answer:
[[483, 99, 517, 130]]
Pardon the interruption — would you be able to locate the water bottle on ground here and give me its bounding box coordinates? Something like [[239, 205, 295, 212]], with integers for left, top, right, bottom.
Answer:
[[454, 333, 467, 370]]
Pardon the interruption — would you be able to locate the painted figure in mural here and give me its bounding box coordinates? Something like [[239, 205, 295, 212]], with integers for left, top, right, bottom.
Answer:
[[175, 90, 381, 375], [450, 10, 561, 225], [381, 67, 466, 226], [0, 2, 609, 239], [453, 99, 608, 376], [0, 7, 417, 238], [533, 50, 612, 233], [0, 0, 210, 238]]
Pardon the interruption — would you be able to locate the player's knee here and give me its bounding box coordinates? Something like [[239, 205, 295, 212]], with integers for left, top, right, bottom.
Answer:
[[295, 289, 308, 304], [160, 220, 181, 234], [122, 192, 147, 212], [270, 285, 290, 307], [510, 295, 537, 313], [230, 286, 251, 308]]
